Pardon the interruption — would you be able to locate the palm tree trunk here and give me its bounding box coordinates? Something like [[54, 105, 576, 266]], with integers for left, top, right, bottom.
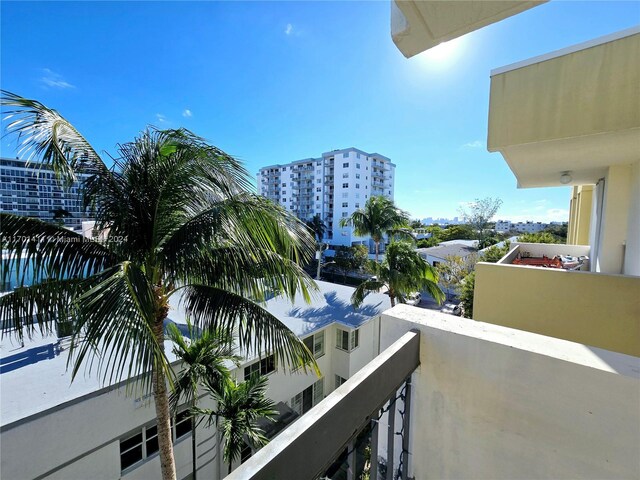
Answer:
[[191, 399, 197, 480], [375, 241, 379, 263], [390, 295, 396, 308], [152, 314, 177, 480]]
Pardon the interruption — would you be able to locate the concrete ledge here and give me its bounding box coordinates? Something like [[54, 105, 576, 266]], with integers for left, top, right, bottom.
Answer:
[[227, 330, 420, 480]]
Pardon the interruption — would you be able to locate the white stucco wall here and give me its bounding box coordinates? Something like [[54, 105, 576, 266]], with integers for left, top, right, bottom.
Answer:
[[379, 305, 640, 480]]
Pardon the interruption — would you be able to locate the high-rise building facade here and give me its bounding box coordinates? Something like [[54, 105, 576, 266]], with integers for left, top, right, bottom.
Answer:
[[0, 157, 94, 231], [257, 148, 396, 248]]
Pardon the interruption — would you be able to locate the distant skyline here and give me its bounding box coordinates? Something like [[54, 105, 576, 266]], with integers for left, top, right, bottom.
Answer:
[[2, 1, 638, 222]]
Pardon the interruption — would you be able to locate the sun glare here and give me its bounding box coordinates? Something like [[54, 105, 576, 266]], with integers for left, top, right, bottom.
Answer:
[[414, 36, 466, 70]]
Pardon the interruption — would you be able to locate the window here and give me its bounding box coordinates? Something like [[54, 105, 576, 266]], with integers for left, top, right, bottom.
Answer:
[[342, 183, 348, 188], [355, 184, 360, 189], [356, 163, 361, 169], [244, 355, 276, 380], [316, 196, 320, 201], [317, 179, 322, 184], [303, 331, 325, 358], [291, 378, 324, 415], [282, 167, 287, 171], [282, 182, 286, 187], [335, 375, 347, 389], [120, 413, 192, 472], [336, 328, 359, 352], [343, 153, 349, 158], [282, 198, 286, 202], [356, 153, 361, 159], [174, 410, 193, 440], [241, 443, 252, 464], [342, 202, 348, 208], [343, 173, 349, 178], [355, 203, 360, 208], [316, 187, 321, 192], [355, 173, 360, 179], [341, 212, 348, 218], [342, 192, 348, 198], [120, 431, 143, 470]]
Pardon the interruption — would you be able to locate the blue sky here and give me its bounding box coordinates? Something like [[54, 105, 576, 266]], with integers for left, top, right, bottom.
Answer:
[[2, 1, 638, 222]]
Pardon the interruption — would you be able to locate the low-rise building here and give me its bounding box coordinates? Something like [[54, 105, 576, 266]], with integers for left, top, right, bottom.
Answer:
[[0, 281, 388, 479]]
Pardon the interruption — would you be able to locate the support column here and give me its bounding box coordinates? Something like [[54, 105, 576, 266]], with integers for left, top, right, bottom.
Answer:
[[401, 379, 412, 480], [370, 417, 379, 480], [387, 396, 396, 479], [347, 440, 356, 480]]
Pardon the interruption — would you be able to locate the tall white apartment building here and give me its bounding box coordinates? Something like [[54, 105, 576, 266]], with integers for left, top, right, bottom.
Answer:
[[0, 157, 94, 231], [257, 148, 396, 248]]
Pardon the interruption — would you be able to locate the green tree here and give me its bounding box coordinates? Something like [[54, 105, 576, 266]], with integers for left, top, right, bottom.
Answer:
[[202, 375, 278, 475], [339, 196, 411, 262], [410, 219, 424, 229], [435, 254, 477, 301], [480, 241, 512, 263], [457, 241, 511, 318], [332, 245, 368, 283], [439, 224, 475, 242], [458, 197, 503, 245], [518, 232, 562, 244], [543, 223, 568, 242], [167, 321, 240, 480], [0, 92, 317, 480], [352, 242, 445, 308], [458, 271, 476, 319]]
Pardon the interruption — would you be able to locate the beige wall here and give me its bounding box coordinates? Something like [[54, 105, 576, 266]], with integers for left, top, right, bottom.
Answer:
[[473, 262, 640, 357], [568, 185, 593, 245], [489, 33, 640, 150], [597, 164, 632, 273], [623, 161, 640, 275], [380, 305, 640, 480]]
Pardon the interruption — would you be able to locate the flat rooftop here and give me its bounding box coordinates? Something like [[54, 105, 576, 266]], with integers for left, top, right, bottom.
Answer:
[[0, 281, 387, 427]]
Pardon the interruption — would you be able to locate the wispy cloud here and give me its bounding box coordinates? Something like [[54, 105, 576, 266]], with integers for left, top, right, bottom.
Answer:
[[462, 140, 483, 149], [284, 23, 293, 35], [156, 113, 167, 123], [40, 68, 74, 89], [182, 109, 192, 118]]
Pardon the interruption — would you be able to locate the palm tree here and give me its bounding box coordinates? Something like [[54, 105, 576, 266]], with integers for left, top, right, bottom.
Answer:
[[306, 214, 327, 279], [306, 214, 326, 243], [0, 92, 317, 480], [202, 374, 277, 475], [167, 321, 240, 480], [352, 242, 445, 308], [339, 196, 411, 262]]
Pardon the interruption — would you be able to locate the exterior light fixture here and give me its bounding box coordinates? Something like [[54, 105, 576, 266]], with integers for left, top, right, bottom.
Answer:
[[560, 172, 572, 184]]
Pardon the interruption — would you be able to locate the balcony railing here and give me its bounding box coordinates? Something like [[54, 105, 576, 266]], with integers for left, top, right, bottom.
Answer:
[[227, 331, 420, 480]]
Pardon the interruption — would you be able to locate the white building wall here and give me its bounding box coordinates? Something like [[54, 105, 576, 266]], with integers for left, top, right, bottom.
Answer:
[[258, 148, 396, 249]]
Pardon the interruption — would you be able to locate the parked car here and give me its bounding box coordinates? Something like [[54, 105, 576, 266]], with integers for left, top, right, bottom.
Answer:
[[405, 292, 421, 306]]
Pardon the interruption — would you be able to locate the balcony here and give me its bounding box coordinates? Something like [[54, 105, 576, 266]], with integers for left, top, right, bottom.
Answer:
[[474, 242, 640, 357], [228, 306, 639, 479]]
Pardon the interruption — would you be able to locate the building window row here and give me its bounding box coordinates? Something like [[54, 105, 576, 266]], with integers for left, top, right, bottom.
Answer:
[[244, 354, 276, 380], [120, 410, 192, 472]]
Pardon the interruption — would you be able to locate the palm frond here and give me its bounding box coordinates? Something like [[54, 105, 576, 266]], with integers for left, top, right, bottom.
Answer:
[[68, 262, 170, 393], [1, 90, 108, 185], [0, 278, 82, 340], [176, 285, 318, 374], [1, 213, 117, 287]]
